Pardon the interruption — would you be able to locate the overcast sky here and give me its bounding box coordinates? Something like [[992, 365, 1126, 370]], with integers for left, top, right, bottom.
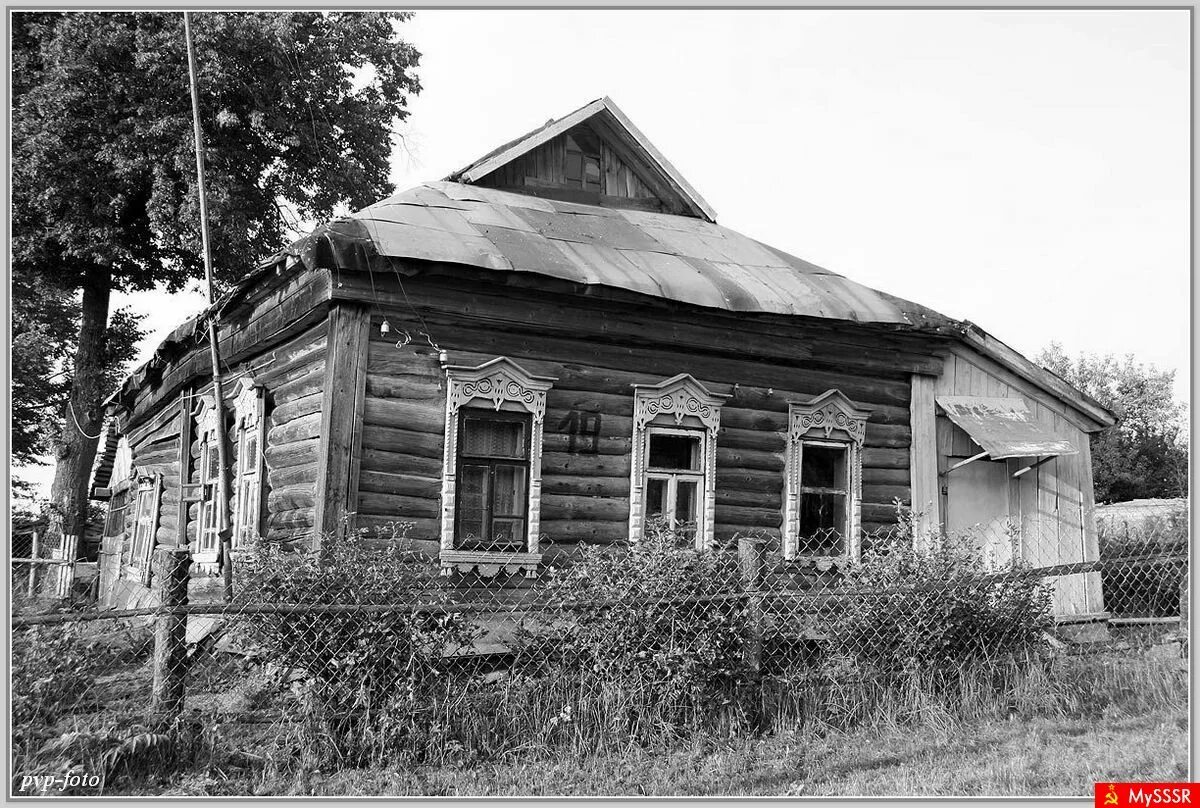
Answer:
[[389, 9, 1190, 385], [21, 9, 1189, 495]]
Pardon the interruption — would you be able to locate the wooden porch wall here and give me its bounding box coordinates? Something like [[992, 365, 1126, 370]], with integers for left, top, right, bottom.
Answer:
[[344, 270, 922, 554], [933, 347, 1104, 615]]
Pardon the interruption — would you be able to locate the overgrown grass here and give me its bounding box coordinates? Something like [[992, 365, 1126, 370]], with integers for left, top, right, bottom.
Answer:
[[154, 652, 1187, 797]]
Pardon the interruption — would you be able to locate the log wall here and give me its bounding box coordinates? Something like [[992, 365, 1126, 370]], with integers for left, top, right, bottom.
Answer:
[[100, 319, 329, 610], [346, 270, 922, 555]]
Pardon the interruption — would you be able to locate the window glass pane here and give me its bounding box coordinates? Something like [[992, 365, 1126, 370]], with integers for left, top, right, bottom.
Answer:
[[206, 442, 220, 480], [244, 434, 258, 468], [801, 444, 847, 490], [648, 434, 701, 470], [492, 464, 527, 518], [462, 415, 528, 459], [798, 492, 847, 555], [584, 156, 601, 190], [566, 149, 583, 183], [646, 477, 667, 517], [675, 479, 698, 525], [457, 465, 490, 542], [490, 518, 525, 546]]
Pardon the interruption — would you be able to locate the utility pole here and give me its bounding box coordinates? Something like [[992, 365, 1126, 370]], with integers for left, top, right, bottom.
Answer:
[[184, 11, 235, 600]]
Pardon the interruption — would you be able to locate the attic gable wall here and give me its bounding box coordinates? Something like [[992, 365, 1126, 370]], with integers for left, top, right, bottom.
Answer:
[[476, 123, 671, 213]]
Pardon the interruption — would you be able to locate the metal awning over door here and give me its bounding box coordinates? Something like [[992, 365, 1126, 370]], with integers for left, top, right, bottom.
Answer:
[[936, 396, 1078, 460]]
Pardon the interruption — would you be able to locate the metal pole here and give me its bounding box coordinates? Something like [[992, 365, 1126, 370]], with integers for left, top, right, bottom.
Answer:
[[184, 12, 234, 601]]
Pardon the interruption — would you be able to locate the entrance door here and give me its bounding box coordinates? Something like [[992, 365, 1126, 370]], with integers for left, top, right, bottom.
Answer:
[[945, 459, 1014, 570]]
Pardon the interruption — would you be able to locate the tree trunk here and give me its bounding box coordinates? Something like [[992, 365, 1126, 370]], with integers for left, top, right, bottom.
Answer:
[[48, 265, 112, 557]]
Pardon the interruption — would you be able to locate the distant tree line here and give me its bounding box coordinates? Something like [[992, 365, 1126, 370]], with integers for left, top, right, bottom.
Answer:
[[1038, 343, 1188, 503]]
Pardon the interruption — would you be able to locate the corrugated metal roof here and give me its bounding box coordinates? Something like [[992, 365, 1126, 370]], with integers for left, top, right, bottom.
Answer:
[[937, 396, 1078, 459], [339, 181, 951, 327]]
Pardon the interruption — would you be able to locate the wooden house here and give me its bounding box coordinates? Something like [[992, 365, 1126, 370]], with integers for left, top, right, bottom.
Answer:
[[92, 97, 1116, 615]]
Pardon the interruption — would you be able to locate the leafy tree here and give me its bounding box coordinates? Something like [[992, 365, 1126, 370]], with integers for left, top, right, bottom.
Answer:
[[1038, 342, 1188, 502], [12, 11, 420, 547]]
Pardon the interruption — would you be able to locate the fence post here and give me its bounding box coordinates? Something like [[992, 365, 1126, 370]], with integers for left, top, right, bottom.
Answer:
[[51, 534, 77, 599], [27, 530, 39, 599], [151, 547, 192, 726], [1180, 571, 1189, 637], [738, 536, 767, 676]]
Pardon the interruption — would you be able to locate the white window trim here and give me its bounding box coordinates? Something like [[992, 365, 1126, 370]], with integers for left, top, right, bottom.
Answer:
[[231, 378, 266, 550], [784, 389, 871, 566], [439, 357, 556, 577], [643, 425, 707, 535], [194, 395, 223, 564], [124, 471, 162, 585], [629, 374, 727, 551]]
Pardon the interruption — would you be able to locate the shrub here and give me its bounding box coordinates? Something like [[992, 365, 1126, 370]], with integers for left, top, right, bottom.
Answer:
[[512, 519, 751, 740], [11, 624, 122, 783], [823, 511, 1054, 682], [232, 529, 479, 766], [1098, 510, 1188, 617]]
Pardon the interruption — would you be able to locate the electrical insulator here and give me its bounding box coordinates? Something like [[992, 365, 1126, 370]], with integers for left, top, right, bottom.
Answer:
[[380, 319, 391, 336]]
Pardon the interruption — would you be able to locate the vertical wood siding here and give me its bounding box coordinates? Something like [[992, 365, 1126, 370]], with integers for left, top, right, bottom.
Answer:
[[933, 348, 1104, 614]]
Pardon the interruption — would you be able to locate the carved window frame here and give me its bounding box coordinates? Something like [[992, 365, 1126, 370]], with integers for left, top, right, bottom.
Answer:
[[231, 378, 266, 550], [123, 471, 162, 585], [439, 357, 556, 577], [629, 374, 728, 551], [194, 395, 223, 564], [784, 390, 871, 566]]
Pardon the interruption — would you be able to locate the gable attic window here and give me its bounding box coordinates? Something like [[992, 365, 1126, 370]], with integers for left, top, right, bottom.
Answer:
[[565, 133, 602, 192], [784, 390, 871, 566], [231, 378, 266, 549], [629, 374, 728, 551], [440, 358, 556, 577]]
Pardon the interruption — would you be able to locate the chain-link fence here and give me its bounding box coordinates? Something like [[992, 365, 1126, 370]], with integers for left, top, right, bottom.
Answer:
[[11, 503, 1189, 795]]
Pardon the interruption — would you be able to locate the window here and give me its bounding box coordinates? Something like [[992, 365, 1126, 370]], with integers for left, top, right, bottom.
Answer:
[[125, 473, 161, 584], [796, 441, 851, 556], [629, 374, 728, 550], [784, 390, 870, 564], [194, 395, 223, 562], [455, 410, 532, 549], [643, 429, 704, 537], [197, 431, 222, 558], [231, 378, 265, 548], [440, 357, 555, 576], [565, 133, 602, 192]]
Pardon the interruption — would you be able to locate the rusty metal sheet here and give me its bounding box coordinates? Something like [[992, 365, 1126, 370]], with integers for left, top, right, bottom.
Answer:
[[552, 241, 650, 289], [510, 207, 667, 252], [458, 203, 538, 233], [474, 224, 579, 278], [616, 249, 727, 309], [438, 182, 558, 213], [936, 397, 1078, 459], [346, 181, 948, 326]]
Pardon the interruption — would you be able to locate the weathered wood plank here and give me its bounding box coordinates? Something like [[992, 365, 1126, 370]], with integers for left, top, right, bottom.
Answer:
[[909, 373, 939, 533], [175, 389, 193, 549], [356, 491, 440, 520], [264, 437, 320, 470], [270, 392, 322, 426], [314, 303, 371, 540]]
